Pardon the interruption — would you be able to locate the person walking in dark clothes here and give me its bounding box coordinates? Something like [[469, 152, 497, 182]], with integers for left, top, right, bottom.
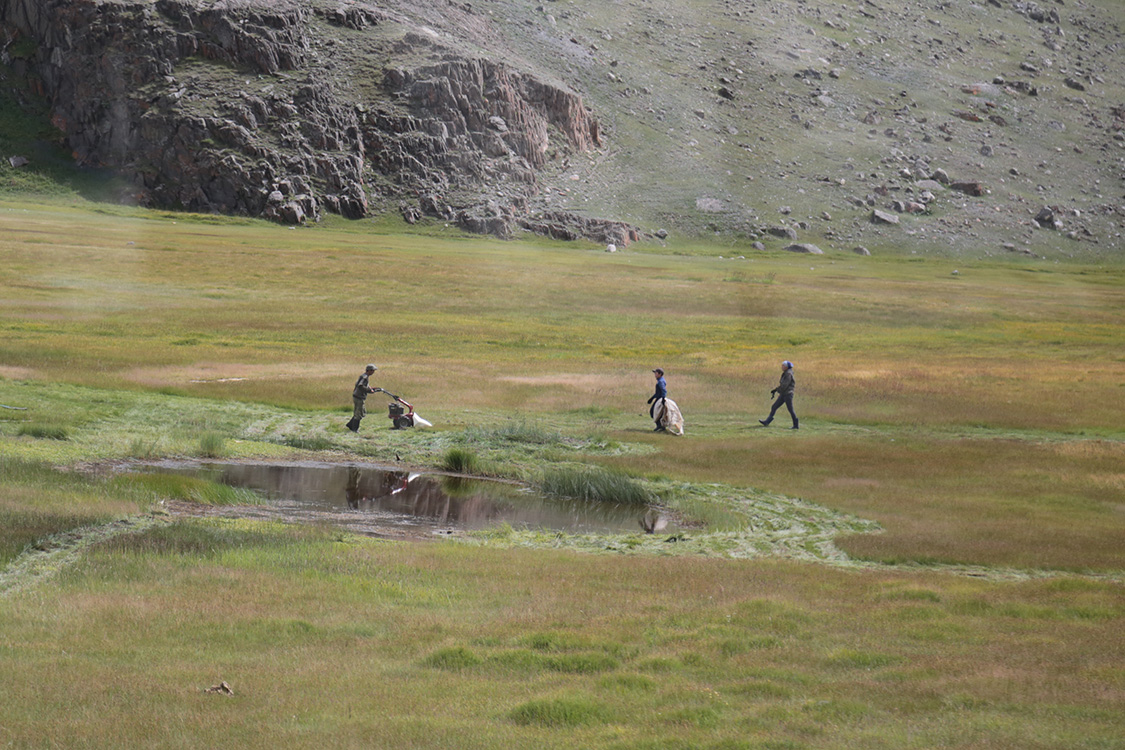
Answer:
[[647, 368, 667, 432], [759, 360, 799, 429], [346, 364, 378, 432]]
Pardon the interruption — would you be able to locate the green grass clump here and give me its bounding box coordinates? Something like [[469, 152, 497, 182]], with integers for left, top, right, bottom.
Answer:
[[439, 447, 481, 475], [539, 466, 653, 506], [508, 696, 613, 728], [127, 437, 166, 458], [16, 424, 68, 440], [598, 673, 657, 693], [421, 646, 483, 671], [197, 431, 226, 458]]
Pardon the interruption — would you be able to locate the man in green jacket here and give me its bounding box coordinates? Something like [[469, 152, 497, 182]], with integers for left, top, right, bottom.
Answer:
[[759, 360, 798, 429], [346, 364, 378, 432]]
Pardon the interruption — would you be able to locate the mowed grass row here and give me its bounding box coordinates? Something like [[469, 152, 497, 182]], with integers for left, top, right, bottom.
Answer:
[[1, 522, 1121, 748]]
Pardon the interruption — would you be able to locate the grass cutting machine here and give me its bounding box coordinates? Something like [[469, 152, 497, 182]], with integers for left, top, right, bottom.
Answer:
[[373, 388, 432, 429]]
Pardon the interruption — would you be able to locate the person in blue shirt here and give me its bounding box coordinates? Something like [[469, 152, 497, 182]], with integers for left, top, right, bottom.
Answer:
[[647, 368, 668, 431]]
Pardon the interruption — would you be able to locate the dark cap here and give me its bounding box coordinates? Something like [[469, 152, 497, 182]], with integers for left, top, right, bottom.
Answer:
[[365, 364, 378, 372], [652, 368, 664, 375]]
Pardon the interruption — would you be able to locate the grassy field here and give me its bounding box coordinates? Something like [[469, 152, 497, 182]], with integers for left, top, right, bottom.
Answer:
[[1, 198, 1123, 748]]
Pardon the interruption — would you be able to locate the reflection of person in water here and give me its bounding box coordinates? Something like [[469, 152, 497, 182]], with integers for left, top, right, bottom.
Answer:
[[345, 466, 362, 509], [640, 511, 668, 534]]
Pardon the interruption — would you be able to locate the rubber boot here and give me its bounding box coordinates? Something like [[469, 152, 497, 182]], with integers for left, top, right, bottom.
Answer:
[[346, 418, 359, 432]]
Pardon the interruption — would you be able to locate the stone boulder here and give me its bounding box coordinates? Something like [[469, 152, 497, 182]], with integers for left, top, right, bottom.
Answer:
[[784, 243, 824, 255], [767, 226, 799, 240]]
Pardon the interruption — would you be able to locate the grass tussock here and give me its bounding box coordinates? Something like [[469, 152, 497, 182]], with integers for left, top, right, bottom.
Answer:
[[197, 431, 226, 458], [127, 436, 167, 458], [439, 447, 481, 475], [508, 696, 613, 728], [110, 472, 257, 506], [539, 465, 653, 506], [16, 424, 68, 440], [421, 646, 483, 671]]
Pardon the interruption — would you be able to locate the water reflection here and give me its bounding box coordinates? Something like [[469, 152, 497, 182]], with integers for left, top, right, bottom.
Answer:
[[145, 460, 673, 536], [639, 510, 669, 535]]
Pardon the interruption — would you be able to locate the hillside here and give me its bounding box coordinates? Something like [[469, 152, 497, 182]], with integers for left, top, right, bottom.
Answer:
[[1, 0, 1123, 258]]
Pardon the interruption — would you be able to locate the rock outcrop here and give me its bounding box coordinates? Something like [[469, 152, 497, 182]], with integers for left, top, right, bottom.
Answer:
[[0, 0, 636, 242]]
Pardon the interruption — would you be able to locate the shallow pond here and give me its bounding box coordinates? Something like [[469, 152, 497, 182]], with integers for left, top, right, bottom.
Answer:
[[142, 460, 673, 537]]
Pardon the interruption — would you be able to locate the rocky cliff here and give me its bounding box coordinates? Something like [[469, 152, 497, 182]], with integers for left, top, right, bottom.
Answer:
[[3, 0, 1123, 257], [0, 0, 640, 244]]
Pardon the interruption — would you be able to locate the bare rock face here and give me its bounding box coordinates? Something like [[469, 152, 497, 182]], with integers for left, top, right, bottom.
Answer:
[[519, 211, 641, 246], [375, 57, 601, 205], [0, 0, 634, 242]]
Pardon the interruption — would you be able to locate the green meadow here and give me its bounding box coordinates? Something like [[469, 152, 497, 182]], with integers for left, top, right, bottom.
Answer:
[[1, 198, 1123, 748]]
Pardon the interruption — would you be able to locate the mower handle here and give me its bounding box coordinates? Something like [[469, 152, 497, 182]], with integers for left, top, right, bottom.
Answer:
[[373, 388, 411, 409]]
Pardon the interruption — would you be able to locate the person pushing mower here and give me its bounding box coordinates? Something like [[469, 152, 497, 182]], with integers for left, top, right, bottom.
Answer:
[[346, 363, 378, 432]]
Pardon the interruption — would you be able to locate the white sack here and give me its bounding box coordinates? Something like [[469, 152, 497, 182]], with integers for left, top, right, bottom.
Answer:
[[655, 398, 685, 435]]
